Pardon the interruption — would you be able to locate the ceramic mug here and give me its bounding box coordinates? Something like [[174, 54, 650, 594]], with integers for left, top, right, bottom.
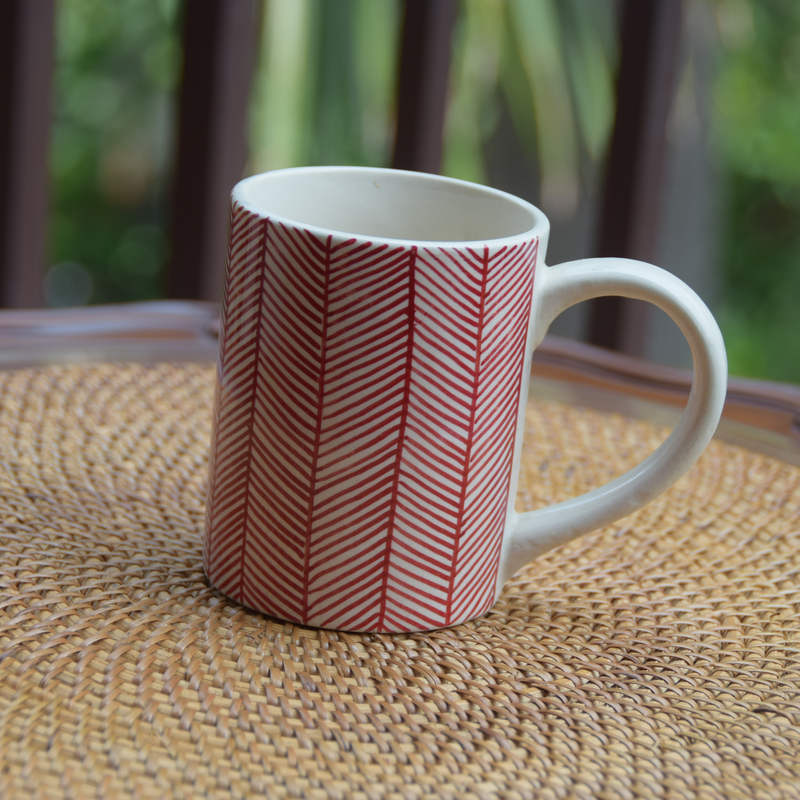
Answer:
[[203, 166, 727, 633]]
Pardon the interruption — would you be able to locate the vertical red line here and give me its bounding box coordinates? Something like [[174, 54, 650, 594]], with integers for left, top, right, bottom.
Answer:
[[206, 208, 256, 571], [301, 234, 333, 623], [234, 217, 271, 600], [483, 240, 538, 597], [377, 246, 417, 631], [445, 246, 490, 625]]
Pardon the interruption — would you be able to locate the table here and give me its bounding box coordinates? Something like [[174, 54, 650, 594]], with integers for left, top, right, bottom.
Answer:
[[1, 302, 799, 799]]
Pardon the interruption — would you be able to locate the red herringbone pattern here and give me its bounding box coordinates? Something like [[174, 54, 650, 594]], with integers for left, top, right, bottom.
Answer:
[[204, 204, 267, 593], [205, 202, 538, 631], [381, 242, 538, 630]]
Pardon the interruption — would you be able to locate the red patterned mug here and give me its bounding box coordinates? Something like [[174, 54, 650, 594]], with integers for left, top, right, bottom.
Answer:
[[203, 166, 727, 633]]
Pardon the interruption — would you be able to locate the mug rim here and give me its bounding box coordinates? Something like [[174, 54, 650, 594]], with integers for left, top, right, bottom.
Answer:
[[232, 165, 549, 248]]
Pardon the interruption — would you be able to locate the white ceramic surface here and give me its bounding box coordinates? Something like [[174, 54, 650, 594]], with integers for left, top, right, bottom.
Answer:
[[204, 166, 728, 632]]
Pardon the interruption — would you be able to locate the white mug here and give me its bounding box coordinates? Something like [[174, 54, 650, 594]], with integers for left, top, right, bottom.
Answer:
[[203, 166, 727, 633]]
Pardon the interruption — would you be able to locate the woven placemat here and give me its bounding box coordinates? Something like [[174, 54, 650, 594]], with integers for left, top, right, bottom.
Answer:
[[1, 363, 799, 799]]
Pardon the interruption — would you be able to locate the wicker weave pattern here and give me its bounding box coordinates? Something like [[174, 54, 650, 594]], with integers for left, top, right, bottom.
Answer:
[[1, 363, 799, 799]]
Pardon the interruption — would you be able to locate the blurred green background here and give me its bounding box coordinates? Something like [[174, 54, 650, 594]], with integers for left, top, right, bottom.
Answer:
[[49, 0, 180, 306], [48, 0, 800, 383]]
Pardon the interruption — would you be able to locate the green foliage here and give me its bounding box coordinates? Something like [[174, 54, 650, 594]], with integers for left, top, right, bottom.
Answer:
[[249, 0, 399, 172], [442, 0, 504, 185], [443, 0, 616, 218], [717, 175, 800, 382], [250, 0, 617, 218], [46, 0, 800, 386], [714, 0, 800, 182], [49, 0, 180, 306], [713, 0, 800, 381]]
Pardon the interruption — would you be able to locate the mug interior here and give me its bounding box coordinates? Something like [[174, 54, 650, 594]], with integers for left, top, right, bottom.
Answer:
[[234, 167, 543, 244]]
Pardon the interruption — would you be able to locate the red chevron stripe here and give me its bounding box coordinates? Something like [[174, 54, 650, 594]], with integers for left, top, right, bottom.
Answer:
[[445, 246, 490, 625], [204, 206, 267, 587], [304, 241, 415, 627], [377, 246, 417, 630], [300, 233, 333, 621], [379, 239, 537, 628], [205, 199, 538, 631]]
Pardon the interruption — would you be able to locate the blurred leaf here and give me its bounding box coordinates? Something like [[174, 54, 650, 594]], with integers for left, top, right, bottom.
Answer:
[[249, 0, 312, 172], [49, 0, 180, 305], [353, 0, 399, 166], [499, 14, 540, 167], [144, 36, 180, 91], [712, 0, 800, 382], [443, 0, 503, 184], [307, 0, 362, 166], [508, 0, 579, 218], [713, 0, 800, 182], [249, 0, 397, 172], [559, 0, 616, 162]]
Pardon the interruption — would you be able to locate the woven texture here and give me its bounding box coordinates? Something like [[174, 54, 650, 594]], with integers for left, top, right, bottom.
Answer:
[[1, 363, 799, 800]]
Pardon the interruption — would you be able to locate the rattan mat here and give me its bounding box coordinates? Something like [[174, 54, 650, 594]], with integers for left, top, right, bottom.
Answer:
[[1, 363, 799, 800]]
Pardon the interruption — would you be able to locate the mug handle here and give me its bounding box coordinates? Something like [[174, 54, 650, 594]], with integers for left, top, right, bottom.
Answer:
[[500, 257, 728, 583]]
